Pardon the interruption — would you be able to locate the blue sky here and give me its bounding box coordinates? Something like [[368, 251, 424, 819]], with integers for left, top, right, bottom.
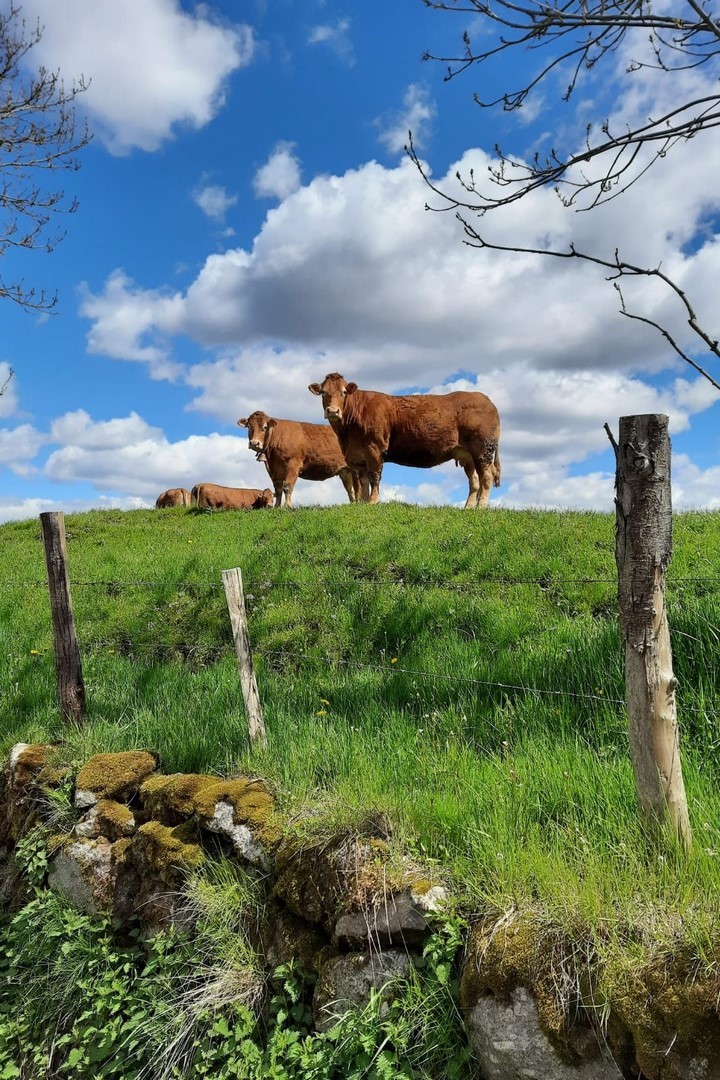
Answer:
[[1, 0, 719, 521]]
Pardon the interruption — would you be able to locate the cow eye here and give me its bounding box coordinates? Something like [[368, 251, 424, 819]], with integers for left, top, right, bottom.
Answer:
[[262, 424, 267, 430]]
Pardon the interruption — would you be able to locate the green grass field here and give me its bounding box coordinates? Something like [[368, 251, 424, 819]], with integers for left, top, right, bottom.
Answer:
[[2, 503, 720, 947]]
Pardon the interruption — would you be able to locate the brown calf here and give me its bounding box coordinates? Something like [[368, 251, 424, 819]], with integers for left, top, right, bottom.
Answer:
[[238, 410, 360, 508], [191, 483, 274, 510], [155, 488, 192, 508], [308, 372, 501, 508]]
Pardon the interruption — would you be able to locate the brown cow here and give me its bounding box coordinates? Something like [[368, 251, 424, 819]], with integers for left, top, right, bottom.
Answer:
[[155, 488, 192, 508], [190, 483, 274, 510], [308, 373, 501, 508], [237, 410, 361, 508]]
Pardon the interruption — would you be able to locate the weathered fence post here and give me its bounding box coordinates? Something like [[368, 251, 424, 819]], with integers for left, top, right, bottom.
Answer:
[[40, 511, 86, 726], [222, 568, 268, 749], [605, 415, 692, 850]]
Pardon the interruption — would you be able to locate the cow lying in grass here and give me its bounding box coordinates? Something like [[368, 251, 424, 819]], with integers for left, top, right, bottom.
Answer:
[[309, 372, 501, 508], [190, 484, 274, 510], [238, 410, 362, 508], [155, 488, 192, 508]]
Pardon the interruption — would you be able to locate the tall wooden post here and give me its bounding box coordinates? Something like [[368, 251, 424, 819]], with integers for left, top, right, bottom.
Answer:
[[40, 511, 86, 726], [606, 415, 691, 850], [222, 568, 268, 749]]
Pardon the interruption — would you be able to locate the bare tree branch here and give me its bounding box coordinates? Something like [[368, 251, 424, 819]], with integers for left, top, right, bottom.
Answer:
[[414, 0, 720, 389], [0, 3, 91, 312], [0, 366, 14, 396]]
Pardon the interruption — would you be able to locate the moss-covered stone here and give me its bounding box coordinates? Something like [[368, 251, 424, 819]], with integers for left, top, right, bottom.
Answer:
[[75, 751, 158, 806], [76, 799, 136, 841], [140, 772, 217, 824], [460, 915, 586, 1059], [1, 743, 66, 844], [610, 954, 720, 1078], [193, 778, 274, 827], [132, 821, 204, 886]]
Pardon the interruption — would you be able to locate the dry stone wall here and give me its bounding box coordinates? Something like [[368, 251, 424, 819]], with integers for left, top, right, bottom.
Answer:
[[2, 743, 718, 1080]]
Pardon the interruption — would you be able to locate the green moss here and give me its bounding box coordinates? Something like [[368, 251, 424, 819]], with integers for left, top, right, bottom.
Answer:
[[140, 772, 217, 823], [192, 778, 274, 826], [92, 800, 136, 839], [609, 954, 720, 1076], [132, 821, 204, 885], [75, 751, 158, 802]]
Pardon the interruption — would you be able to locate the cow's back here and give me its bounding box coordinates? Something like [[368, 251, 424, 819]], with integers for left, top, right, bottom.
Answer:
[[192, 483, 270, 510], [156, 487, 191, 508]]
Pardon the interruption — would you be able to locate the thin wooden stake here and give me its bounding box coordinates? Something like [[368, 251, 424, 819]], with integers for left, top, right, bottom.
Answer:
[[222, 568, 268, 749], [40, 511, 86, 726], [606, 415, 691, 851]]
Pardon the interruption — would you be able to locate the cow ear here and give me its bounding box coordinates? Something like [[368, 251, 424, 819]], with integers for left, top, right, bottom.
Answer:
[[237, 418, 248, 428], [266, 418, 277, 430], [308, 383, 322, 396], [346, 382, 358, 395]]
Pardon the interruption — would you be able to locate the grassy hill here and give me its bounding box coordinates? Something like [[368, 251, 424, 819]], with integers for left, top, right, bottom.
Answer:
[[3, 502, 720, 938]]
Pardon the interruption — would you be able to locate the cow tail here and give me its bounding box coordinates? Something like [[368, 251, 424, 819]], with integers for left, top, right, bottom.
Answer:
[[493, 443, 501, 487]]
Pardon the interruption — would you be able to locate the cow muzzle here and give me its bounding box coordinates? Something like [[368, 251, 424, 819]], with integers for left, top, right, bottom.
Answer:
[[324, 407, 342, 421], [249, 439, 263, 452]]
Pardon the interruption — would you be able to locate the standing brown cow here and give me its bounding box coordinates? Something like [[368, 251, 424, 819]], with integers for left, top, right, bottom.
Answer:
[[238, 411, 361, 508], [308, 373, 501, 508], [190, 484, 274, 510], [155, 488, 192, 508]]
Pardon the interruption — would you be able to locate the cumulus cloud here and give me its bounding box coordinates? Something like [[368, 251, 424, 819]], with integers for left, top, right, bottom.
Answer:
[[253, 142, 302, 200], [77, 91, 720, 509], [44, 414, 267, 498], [79, 270, 184, 379], [308, 19, 354, 64], [25, 0, 254, 153], [377, 84, 437, 155], [193, 183, 238, 222], [0, 424, 47, 473]]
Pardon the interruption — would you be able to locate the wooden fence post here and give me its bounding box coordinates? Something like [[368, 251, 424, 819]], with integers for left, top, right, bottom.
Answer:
[[605, 415, 692, 850], [222, 568, 268, 749], [40, 511, 86, 726]]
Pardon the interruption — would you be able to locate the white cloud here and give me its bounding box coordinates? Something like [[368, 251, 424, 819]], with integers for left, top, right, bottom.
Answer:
[[308, 19, 353, 65], [193, 183, 238, 222], [253, 142, 302, 200], [26, 0, 254, 153], [377, 84, 437, 155], [79, 270, 184, 379], [44, 417, 267, 498], [0, 424, 47, 472], [78, 117, 720, 509], [50, 409, 163, 449], [0, 496, 149, 525]]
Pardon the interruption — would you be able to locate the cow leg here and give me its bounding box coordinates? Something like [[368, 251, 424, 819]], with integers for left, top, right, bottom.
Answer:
[[273, 480, 284, 508], [475, 464, 494, 508], [281, 466, 300, 509], [339, 467, 356, 503], [462, 460, 481, 509], [364, 447, 384, 504]]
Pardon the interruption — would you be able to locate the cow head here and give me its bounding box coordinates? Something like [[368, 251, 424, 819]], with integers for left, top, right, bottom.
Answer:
[[238, 411, 276, 455], [308, 373, 358, 424], [254, 488, 274, 509]]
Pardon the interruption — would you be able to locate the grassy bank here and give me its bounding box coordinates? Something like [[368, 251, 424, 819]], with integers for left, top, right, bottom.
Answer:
[[2, 503, 720, 939]]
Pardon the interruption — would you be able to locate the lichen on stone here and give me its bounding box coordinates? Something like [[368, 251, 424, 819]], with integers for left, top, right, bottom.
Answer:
[[75, 751, 158, 806], [76, 799, 136, 840], [132, 820, 204, 886], [140, 772, 217, 824]]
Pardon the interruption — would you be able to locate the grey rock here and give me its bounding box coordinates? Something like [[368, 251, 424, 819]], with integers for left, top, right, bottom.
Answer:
[[464, 987, 623, 1080], [313, 949, 413, 1033], [203, 798, 268, 868], [334, 890, 430, 949]]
